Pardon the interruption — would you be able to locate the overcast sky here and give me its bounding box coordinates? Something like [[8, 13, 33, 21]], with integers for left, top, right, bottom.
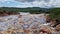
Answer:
[[0, 0, 60, 8]]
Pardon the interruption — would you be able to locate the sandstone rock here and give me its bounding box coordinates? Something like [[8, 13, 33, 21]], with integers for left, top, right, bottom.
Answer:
[[0, 14, 59, 34], [55, 24, 60, 31]]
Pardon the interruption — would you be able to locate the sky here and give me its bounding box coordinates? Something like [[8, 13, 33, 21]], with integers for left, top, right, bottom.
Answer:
[[0, 0, 60, 8]]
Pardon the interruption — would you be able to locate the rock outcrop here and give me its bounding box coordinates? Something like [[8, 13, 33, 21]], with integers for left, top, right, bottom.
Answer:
[[0, 13, 59, 34]]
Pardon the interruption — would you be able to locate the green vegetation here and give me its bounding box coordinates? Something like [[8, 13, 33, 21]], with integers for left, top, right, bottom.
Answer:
[[0, 7, 49, 14], [49, 8, 60, 22], [0, 7, 60, 22]]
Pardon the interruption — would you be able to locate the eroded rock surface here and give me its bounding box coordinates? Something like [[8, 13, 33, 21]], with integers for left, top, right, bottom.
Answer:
[[0, 14, 60, 34]]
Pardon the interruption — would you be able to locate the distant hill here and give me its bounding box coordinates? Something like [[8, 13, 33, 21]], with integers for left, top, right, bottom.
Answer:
[[0, 7, 60, 13], [0, 7, 50, 13]]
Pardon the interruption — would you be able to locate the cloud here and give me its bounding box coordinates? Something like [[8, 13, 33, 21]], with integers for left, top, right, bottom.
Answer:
[[0, 0, 60, 8], [15, 0, 37, 2], [14, 0, 56, 8], [15, 0, 51, 3], [0, 0, 14, 1], [53, 0, 60, 7]]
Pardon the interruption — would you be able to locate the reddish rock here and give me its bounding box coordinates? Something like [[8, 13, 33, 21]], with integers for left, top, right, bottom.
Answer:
[[55, 24, 60, 31]]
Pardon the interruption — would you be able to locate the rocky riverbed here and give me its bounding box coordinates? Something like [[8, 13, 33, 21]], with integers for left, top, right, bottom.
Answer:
[[0, 13, 60, 34]]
